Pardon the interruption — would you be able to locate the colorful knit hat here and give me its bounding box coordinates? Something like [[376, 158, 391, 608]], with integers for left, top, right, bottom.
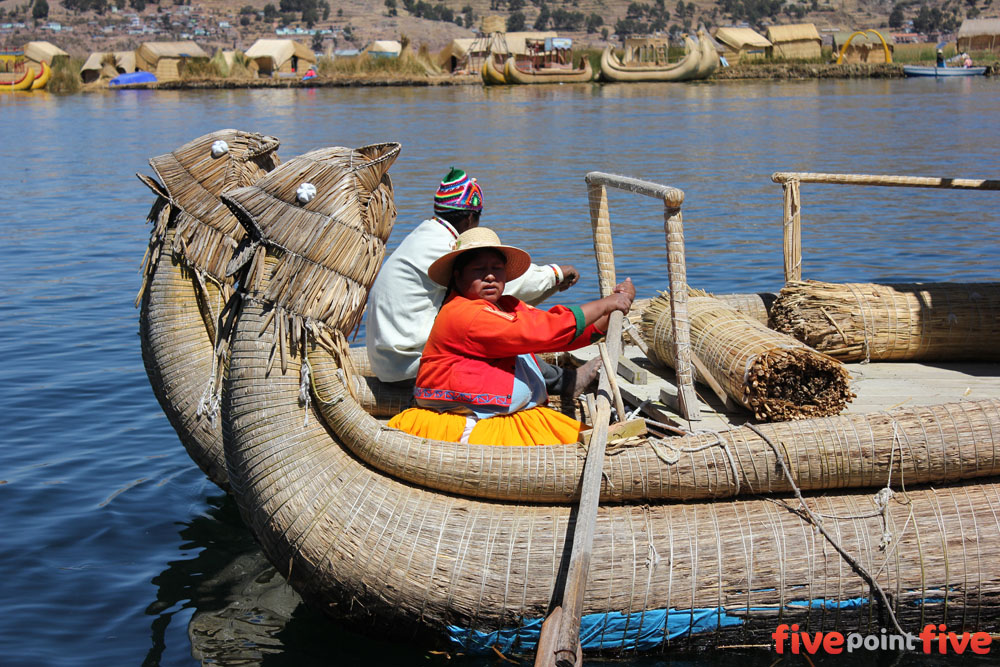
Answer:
[[433, 167, 484, 213]]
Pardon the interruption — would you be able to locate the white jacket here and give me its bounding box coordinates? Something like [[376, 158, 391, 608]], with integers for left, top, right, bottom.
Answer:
[[366, 218, 563, 382]]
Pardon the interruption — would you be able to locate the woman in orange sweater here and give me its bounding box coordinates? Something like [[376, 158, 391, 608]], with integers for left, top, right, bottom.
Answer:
[[387, 227, 635, 446]]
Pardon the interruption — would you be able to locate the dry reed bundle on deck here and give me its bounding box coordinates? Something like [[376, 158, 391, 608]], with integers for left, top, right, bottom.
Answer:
[[222, 143, 400, 372], [771, 280, 1000, 362], [642, 293, 853, 421]]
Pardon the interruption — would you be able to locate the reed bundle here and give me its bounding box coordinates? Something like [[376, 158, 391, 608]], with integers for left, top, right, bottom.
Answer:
[[642, 293, 853, 421], [222, 143, 400, 373], [771, 280, 1000, 362]]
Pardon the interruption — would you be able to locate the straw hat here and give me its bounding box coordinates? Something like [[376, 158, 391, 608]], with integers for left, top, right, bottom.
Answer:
[[427, 227, 531, 286]]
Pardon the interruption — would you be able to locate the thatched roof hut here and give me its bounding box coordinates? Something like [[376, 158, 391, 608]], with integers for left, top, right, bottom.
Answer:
[[831, 31, 894, 64], [957, 18, 1000, 55], [244, 39, 315, 76], [363, 40, 402, 58], [135, 41, 209, 82], [712, 26, 771, 61], [23, 41, 69, 68], [766, 23, 821, 60], [440, 31, 558, 71], [80, 51, 135, 83]]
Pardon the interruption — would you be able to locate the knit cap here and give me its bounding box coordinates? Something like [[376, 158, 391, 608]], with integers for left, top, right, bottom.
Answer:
[[433, 167, 484, 213]]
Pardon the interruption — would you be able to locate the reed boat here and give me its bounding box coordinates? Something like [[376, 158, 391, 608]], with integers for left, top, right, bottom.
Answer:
[[480, 54, 507, 85], [503, 55, 593, 84], [0, 67, 36, 90], [599, 35, 704, 83], [137, 134, 1000, 658]]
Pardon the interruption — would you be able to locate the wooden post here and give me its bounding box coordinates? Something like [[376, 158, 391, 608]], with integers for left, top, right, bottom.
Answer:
[[664, 201, 700, 421], [587, 183, 617, 297], [782, 178, 802, 282]]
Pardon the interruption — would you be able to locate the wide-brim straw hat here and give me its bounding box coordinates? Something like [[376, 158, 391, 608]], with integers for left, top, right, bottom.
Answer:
[[427, 227, 531, 286]]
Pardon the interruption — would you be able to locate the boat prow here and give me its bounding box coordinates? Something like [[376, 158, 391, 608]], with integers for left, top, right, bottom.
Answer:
[[31, 61, 50, 90], [0, 67, 36, 91]]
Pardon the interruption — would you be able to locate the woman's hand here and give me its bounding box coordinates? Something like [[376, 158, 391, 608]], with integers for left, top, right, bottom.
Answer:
[[580, 278, 636, 333]]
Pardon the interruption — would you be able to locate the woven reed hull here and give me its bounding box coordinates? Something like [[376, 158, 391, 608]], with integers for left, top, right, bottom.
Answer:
[[692, 32, 719, 79], [481, 55, 507, 85], [504, 57, 594, 84], [310, 336, 1000, 502], [226, 299, 1000, 652], [771, 280, 1000, 362], [598, 37, 701, 82], [140, 226, 230, 489]]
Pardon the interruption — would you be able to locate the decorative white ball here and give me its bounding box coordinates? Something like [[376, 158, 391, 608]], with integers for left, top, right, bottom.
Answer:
[[210, 140, 230, 158], [296, 182, 317, 204]]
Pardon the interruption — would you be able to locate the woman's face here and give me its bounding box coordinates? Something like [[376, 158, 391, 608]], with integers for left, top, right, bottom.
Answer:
[[453, 249, 507, 304]]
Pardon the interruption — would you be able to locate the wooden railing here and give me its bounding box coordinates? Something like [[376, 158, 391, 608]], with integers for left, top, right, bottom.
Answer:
[[771, 171, 1000, 282], [584, 171, 699, 421]]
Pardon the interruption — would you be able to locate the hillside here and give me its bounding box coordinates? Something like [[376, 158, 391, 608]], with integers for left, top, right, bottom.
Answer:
[[0, 0, 988, 58]]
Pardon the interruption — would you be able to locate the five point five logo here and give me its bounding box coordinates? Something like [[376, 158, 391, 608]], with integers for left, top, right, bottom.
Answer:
[[772, 623, 993, 655]]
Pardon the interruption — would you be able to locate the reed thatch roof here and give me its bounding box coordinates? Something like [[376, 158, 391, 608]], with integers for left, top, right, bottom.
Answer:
[[80, 50, 134, 77], [244, 39, 315, 69], [713, 26, 771, 49], [958, 17, 1000, 38], [766, 23, 820, 43], [364, 40, 402, 55], [137, 41, 209, 62], [23, 40, 68, 64]]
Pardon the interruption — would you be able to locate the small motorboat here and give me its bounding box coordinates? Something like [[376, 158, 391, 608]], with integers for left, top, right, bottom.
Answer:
[[902, 64, 986, 77]]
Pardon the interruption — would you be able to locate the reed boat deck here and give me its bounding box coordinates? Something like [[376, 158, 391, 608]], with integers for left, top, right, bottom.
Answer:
[[569, 344, 1000, 433]]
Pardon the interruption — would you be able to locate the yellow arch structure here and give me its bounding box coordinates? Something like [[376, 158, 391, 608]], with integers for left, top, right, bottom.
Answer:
[[835, 29, 893, 65]]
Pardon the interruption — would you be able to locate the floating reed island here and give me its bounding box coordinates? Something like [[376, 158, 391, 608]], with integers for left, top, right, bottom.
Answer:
[[136, 139, 1000, 661]]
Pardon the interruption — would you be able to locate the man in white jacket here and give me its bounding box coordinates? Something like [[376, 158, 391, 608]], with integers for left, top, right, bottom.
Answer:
[[366, 168, 593, 393]]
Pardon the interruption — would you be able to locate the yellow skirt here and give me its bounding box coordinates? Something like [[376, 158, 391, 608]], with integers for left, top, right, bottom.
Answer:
[[388, 406, 584, 446]]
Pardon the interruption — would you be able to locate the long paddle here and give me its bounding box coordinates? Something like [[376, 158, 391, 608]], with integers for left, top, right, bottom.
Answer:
[[535, 308, 625, 667]]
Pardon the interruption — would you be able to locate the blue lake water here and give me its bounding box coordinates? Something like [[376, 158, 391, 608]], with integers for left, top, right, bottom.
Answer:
[[1, 77, 998, 666]]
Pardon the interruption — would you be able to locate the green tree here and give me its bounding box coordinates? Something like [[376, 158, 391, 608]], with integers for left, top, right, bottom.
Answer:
[[533, 2, 549, 28], [33, 0, 49, 19], [888, 3, 904, 28], [385, 0, 397, 15], [263, 3, 278, 19], [507, 10, 526, 30]]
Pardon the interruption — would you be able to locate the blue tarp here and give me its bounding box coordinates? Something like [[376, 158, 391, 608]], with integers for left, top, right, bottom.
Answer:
[[109, 71, 157, 87]]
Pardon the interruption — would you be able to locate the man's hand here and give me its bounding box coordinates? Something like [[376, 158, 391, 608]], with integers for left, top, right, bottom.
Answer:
[[558, 265, 580, 291]]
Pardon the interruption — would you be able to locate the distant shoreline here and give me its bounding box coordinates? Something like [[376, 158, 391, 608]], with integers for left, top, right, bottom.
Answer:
[[101, 63, 994, 91]]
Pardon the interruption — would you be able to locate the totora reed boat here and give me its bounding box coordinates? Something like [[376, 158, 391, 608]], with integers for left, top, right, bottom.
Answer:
[[137, 134, 1000, 659]]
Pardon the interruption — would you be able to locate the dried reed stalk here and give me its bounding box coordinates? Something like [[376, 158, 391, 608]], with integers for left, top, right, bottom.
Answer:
[[771, 280, 1000, 362], [642, 293, 853, 421]]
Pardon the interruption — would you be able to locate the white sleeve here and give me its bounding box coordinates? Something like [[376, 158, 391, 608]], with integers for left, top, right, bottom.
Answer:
[[505, 262, 560, 306]]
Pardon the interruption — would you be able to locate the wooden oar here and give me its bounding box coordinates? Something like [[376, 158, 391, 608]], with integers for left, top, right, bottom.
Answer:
[[535, 309, 624, 667]]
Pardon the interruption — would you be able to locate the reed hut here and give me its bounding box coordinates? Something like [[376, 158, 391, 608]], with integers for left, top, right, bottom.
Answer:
[[363, 40, 402, 59], [243, 38, 315, 76], [766, 23, 821, 60], [641, 293, 853, 421], [22, 40, 68, 68], [80, 51, 134, 83], [712, 26, 771, 62], [452, 30, 558, 72], [770, 280, 1000, 362], [135, 41, 209, 81], [831, 31, 894, 64], [957, 18, 1000, 56]]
